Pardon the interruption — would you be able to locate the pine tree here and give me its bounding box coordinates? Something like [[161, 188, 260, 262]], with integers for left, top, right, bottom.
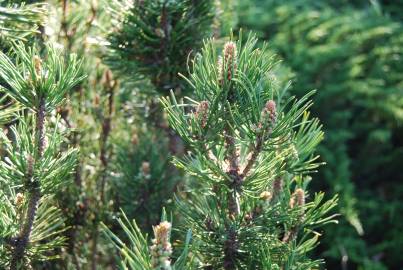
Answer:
[[2, 1, 215, 268], [238, 1, 403, 268], [102, 0, 216, 234], [163, 33, 338, 270], [105, 0, 215, 94], [103, 33, 338, 270], [0, 43, 84, 269]]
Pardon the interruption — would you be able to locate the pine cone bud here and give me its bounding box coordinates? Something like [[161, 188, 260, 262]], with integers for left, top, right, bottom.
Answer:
[[15, 193, 24, 206], [195, 101, 209, 128], [294, 188, 305, 207], [260, 100, 277, 130], [151, 221, 172, 270], [155, 28, 165, 38], [290, 188, 305, 221], [131, 133, 139, 145], [93, 94, 100, 107], [244, 213, 253, 222], [33, 55, 42, 78], [141, 161, 150, 176], [259, 191, 272, 202], [289, 195, 296, 209], [218, 41, 237, 86], [265, 100, 276, 119]]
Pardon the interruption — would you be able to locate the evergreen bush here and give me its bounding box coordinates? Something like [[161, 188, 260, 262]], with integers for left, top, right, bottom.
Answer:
[[1, 0, 399, 269], [0, 42, 84, 269], [238, 0, 403, 268], [103, 33, 338, 270]]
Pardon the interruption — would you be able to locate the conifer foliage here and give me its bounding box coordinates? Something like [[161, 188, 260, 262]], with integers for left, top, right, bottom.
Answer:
[[103, 210, 192, 270], [0, 43, 84, 269], [163, 34, 338, 269], [103, 0, 216, 235], [238, 1, 403, 268], [0, 1, 343, 269], [105, 34, 338, 269], [0, 1, 47, 42], [105, 0, 215, 93]]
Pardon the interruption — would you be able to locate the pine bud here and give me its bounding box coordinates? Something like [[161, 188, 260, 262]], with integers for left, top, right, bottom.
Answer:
[[151, 221, 172, 270], [260, 100, 277, 130], [294, 188, 305, 207], [259, 191, 272, 202], [155, 28, 165, 38], [289, 195, 295, 209], [15, 193, 24, 206], [290, 188, 305, 221], [195, 101, 209, 128], [218, 41, 237, 85], [93, 94, 100, 107], [224, 42, 237, 67], [244, 213, 253, 222], [265, 100, 276, 119], [131, 133, 139, 145], [33, 55, 42, 77], [141, 161, 150, 176]]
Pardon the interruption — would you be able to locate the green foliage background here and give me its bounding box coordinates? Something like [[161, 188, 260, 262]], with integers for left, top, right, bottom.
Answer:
[[237, 0, 403, 269], [0, 0, 402, 269]]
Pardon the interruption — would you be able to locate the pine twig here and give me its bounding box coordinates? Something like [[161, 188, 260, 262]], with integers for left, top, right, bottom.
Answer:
[[10, 98, 45, 269]]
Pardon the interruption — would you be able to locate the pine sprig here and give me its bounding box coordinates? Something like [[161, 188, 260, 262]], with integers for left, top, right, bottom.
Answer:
[[0, 195, 68, 265], [0, 43, 85, 269], [102, 210, 193, 270], [0, 2, 47, 41], [104, 0, 215, 93], [161, 33, 338, 269], [0, 43, 85, 111]]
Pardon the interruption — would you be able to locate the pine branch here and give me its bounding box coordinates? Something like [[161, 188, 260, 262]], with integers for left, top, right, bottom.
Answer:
[[0, 3, 47, 42], [162, 33, 338, 269], [10, 97, 45, 269], [101, 210, 193, 270], [0, 42, 84, 268], [105, 0, 214, 94]]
